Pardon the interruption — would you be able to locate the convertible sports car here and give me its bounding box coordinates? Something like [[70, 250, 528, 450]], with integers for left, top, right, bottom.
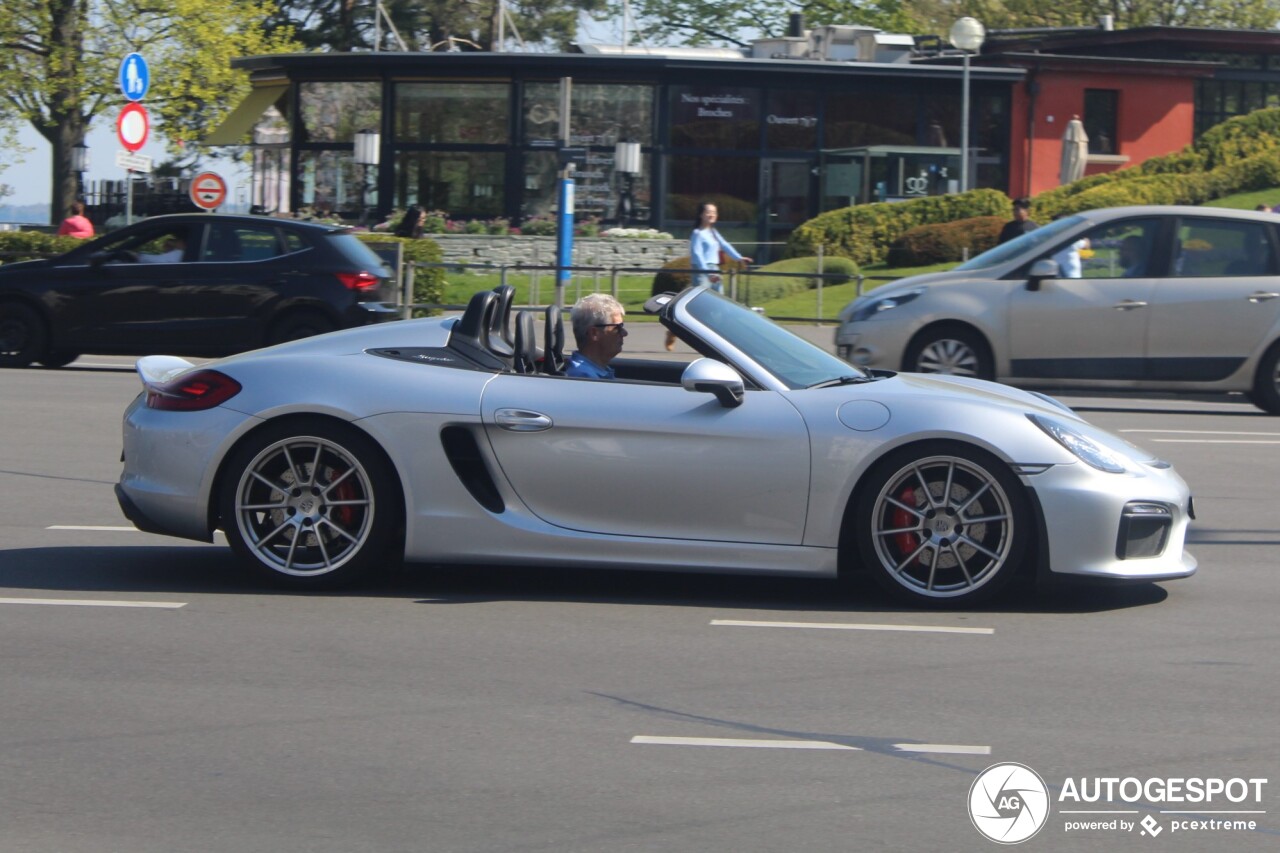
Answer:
[[116, 284, 1197, 606]]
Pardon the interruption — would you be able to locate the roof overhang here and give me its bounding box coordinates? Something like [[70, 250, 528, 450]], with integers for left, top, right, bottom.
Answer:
[[203, 84, 289, 146]]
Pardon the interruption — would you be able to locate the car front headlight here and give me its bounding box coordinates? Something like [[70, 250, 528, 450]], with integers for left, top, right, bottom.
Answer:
[[849, 288, 924, 322], [1028, 414, 1140, 474]]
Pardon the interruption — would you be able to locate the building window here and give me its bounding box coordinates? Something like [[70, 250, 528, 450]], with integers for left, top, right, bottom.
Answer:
[[824, 89, 915, 149], [765, 90, 819, 150], [393, 151, 506, 218], [394, 83, 510, 144], [299, 82, 380, 143], [664, 155, 759, 225], [297, 150, 363, 215], [1084, 89, 1118, 155], [522, 82, 653, 147], [669, 87, 761, 150]]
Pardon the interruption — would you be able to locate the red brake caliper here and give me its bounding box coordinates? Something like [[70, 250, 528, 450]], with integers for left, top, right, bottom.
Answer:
[[892, 485, 920, 561], [331, 467, 356, 527]]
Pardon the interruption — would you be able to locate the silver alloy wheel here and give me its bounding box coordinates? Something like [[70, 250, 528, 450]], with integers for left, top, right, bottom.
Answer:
[[868, 454, 1015, 599], [915, 338, 980, 375], [232, 435, 375, 577]]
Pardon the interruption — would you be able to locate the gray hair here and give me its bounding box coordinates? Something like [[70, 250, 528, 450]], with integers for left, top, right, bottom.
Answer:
[[570, 293, 625, 346]]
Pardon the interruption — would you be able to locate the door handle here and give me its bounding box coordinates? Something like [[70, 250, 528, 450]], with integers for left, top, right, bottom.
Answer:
[[1248, 291, 1280, 303], [494, 408, 553, 432], [1113, 300, 1148, 310]]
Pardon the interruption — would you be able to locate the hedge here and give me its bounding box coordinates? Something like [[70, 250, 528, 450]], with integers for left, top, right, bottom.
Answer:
[[887, 216, 1005, 266], [741, 256, 857, 303], [0, 231, 86, 263], [354, 233, 446, 315]]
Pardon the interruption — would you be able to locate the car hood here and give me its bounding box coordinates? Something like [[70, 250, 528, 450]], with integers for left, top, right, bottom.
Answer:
[[876, 371, 1074, 417], [838, 269, 972, 321]]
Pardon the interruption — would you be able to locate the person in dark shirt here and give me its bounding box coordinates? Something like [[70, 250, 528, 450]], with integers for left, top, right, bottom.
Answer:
[[998, 197, 1039, 244]]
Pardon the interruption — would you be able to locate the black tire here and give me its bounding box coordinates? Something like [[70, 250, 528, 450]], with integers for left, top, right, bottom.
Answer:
[[266, 311, 336, 346], [903, 325, 994, 380], [0, 303, 48, 369], [854, 442, 1029, 607], [38, 350, 80, 369], [219, 419, 402, 589], [1251, 341, 1280, 414]]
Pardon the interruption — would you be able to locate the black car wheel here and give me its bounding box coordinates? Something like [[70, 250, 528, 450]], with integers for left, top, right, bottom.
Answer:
[[267, 311, 335, 345], [856, 443, 1029, 606], [904, 326, 993, 380], [0, 303, 48, 369], [38, 350, 81, 369], [219, 420, 401, 588], [1251, 341, 1280, 414]]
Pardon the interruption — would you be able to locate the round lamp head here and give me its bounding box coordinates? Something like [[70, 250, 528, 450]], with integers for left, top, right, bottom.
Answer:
[[949, 17, 986, 52]]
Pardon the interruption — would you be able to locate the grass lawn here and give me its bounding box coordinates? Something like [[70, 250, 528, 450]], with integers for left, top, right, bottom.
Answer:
[[1202, 188, 1280, 211]]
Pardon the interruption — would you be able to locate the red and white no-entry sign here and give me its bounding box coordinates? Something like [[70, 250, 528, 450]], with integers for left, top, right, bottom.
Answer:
[[189, 171, 228, 210], [117, 102, 150, 153]]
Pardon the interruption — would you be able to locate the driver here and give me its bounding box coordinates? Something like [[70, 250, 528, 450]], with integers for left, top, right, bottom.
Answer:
[[566, 293, 627, 379], [141, 235, 186, 263]]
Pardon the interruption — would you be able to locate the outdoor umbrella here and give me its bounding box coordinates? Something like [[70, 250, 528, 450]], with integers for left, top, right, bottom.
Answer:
[[1059, 116, 1089, 185]]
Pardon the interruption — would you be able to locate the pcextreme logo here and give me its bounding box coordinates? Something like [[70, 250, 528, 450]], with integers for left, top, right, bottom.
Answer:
[[969, 763, 1051, 844]]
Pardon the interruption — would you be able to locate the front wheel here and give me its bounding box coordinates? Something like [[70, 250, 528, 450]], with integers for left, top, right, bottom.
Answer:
[[1251, 342, 1280, 414], [266, 311, 335, 346], [0, 303, 47, 368], [38, 350, 80, 369], [903, 326, 993, 380], [219, 420, 401, 588], [855, 443, 1029, 607]]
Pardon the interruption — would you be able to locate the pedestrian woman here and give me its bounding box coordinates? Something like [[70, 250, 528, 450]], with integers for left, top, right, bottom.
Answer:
[[394, 205, 426, 239], [57, 201, 94, 239], [667, 201, 754, 350]]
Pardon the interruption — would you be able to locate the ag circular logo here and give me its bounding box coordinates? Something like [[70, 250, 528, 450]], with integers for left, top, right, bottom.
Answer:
[[969, 762, 1051, 844]]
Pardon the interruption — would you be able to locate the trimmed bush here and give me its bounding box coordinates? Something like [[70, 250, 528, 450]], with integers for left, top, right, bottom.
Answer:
[[652, 254, 693, 295], [741, 256, 857, 304], [0, 231, 86, 263], [887, 216, 1005, 266], [355, 233, 446, 316], [787, 188, 1011, 266]]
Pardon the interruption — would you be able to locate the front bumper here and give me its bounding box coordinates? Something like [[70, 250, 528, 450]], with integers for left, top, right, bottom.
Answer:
[[1031, 460, 1196, 582]]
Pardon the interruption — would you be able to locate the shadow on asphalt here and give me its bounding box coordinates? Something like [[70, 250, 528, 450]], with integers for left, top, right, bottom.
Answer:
[[0, 543, 1170, 615]]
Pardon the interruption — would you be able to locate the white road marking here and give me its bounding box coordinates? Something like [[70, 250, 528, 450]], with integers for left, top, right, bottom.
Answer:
[[1122, 429, 1280, 444], [1149, 439, 1280, 444], [47, 525, 138, 532], [631, 736, 990, 755], [1121, 429, 1280, 435], [711, 619, 993, 635], [0, 597, 186, 609]]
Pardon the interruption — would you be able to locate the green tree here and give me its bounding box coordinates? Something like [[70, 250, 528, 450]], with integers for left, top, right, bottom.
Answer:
[[0, 0, 299, 223], [916, 0, 1280, 32], [615, 0, 924, 47]]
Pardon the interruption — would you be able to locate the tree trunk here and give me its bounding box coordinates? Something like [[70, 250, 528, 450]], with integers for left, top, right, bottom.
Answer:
[[45, 0, 89, 225]]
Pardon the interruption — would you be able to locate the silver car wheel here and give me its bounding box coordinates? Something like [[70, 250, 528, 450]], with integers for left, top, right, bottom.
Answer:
[[867, 453, 1018, 600], [916, 338, 980, 375], [232, 435, 376, 577]]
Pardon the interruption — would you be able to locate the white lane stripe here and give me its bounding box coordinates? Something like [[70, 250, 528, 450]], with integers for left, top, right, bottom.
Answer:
[[0, 597, 186, 609], [47, 525, 138, 532], [711, 619, 993, 635], [631, 736, 990, 755], [1149, 439, 1280, 444], [1122, 429, 1280, 436]]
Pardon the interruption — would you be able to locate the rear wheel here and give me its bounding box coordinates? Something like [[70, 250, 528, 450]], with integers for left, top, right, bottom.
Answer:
[[38, 350, 80, 369], [903, 326, 993, 380], [855, 443, 1028, 607], [219, 420, 401, 588], [266, 311, 335, 346], [0, 303, 47, 368], [1251, 342, 1280, 414]]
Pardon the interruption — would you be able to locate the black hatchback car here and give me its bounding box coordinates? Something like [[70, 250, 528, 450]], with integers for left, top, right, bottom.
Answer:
[[0, 213, 398, 368]]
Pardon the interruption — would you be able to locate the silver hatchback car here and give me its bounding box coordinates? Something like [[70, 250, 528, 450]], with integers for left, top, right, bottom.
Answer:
[[836, 205, 1280, 413]]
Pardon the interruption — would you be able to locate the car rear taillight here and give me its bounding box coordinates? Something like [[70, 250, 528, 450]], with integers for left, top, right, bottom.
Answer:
[[336, 271, 382, 291], [144, 370, 242, 411]]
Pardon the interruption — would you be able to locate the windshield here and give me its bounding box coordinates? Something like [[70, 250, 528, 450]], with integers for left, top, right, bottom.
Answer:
[[685, 290, 869, 389], [953, 215, 1085, 271]]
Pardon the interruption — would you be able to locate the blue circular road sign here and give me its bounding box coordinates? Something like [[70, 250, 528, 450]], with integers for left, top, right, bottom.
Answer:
[[119, 53, 150, 102]]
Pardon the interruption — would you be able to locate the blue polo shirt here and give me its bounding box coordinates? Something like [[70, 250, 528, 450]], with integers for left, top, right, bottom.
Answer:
[[565, 351, 615, 379]]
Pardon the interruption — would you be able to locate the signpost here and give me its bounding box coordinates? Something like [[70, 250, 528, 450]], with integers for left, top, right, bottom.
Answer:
[[189, 171, 228, 210], [114, 151, 153, 173], [116, 102, 150, 152], [117, 52, 152, 224], [118, 53, 151, 102]]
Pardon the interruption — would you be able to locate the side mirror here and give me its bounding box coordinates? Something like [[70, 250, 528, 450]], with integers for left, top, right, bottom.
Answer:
[[681, 358, 744, 408], [1026, 258, 1060, 292]]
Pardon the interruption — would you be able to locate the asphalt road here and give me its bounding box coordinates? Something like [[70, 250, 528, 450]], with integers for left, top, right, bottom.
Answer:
[[0, 359, 1277, 852]]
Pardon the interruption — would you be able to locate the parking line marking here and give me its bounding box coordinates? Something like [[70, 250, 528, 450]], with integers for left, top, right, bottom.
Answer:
[[47, 525, 138, 532], [631, 736, 990, 755], [0, 597, 186, 609], [711, 619, 993, 635]]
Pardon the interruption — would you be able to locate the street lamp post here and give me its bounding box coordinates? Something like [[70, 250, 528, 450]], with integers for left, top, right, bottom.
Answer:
[[71, 142, 91, 200], [613, 140, 641, 226], [353, 129, 380, 225], [949, 16, 985, 193]]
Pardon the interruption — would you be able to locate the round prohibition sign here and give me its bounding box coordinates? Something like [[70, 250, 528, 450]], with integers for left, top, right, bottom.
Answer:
[[117, 103, 150, 153], [189, 172, 228, 210]]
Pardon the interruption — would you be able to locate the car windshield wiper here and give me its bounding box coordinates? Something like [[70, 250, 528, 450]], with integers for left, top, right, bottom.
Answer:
[[806, 374, 873, 389]]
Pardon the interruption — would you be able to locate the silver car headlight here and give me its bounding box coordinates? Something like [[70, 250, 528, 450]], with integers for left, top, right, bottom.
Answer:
[[1028, 414, 1138, 474], [849, 288, 924, 322]]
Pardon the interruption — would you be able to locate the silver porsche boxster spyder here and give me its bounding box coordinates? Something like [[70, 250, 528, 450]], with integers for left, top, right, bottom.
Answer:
[[115, 284, 1196, 606]]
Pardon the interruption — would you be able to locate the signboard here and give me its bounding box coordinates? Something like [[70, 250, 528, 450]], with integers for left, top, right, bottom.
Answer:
[[115, 150, 153, 173], [117, 103, 150, 152], [119, 53, 150, 101], [189, 171, 228, 210]]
